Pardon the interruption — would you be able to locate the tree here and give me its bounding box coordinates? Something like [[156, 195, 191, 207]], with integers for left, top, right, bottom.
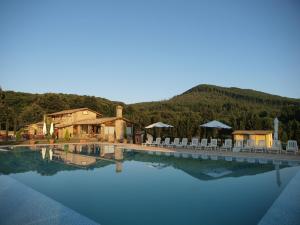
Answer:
[[19, 104, 45, 126]]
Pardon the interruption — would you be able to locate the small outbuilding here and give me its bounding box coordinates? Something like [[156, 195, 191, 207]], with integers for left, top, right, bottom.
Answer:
[[232, 130, 273, 148]]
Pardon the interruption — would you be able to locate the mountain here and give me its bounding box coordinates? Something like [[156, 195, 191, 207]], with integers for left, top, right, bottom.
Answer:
[[1, 84, 300, 142], [125, 84, 300, 142]]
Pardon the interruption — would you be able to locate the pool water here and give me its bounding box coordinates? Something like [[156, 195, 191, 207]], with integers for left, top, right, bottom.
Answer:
[[0, 145, 299, 225]]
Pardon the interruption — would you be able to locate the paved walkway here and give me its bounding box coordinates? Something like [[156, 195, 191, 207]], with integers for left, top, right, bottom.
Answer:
[[258, 170, 300, 225], [0, 176, 100, 225], [1, 142, 300, 163]]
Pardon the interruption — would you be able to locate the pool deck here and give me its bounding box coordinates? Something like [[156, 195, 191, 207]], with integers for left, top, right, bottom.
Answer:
[[258, 170, 300, 225], [1, 142, 300, 164], [0, 175, 100, 225]]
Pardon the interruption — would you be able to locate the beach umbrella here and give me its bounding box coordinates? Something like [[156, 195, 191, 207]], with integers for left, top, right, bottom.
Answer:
[[50, 122, 54, 136], [42, 121, 47, 135], [145, 122, 173, 129], [200, 120, 232, 129], [145, 122, 173, 139], [274, 118, 279, 140], [200, 120, 231, 138]]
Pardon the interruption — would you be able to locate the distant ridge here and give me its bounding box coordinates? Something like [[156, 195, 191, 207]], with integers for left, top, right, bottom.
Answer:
[[127, 84, 300, 142], [179, 84, 300, 105]]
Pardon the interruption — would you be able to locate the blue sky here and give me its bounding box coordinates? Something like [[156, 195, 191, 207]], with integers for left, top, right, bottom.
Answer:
[[0, 0, 300, 103]]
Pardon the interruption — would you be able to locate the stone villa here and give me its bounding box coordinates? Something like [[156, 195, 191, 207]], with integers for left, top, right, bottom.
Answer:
[[27, 105, 133, 142]]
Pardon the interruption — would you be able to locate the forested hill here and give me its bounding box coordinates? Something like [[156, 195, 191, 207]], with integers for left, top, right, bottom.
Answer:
[[125, 84, 300, 142], [1, 84, 300, 142], [0, 91, 122, 127]]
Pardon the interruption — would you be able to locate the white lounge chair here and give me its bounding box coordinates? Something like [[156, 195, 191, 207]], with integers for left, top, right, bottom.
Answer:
[[207, 139, 218, 151], [242, 139, 255, 152], [177, 138, 188, 148], [188, 138, 199, 149], [233, 140, 243, 152], [268, 140, 282, 154], [220, 139, 232, 151], [171, 138, 180, 148], [160, 137, 170, 147], [151, 137, 161, 146], [285, 140, 298, 154], [255, 140, 266, 153], [198, 139, 208, 150], [142, 137, 153, 146]]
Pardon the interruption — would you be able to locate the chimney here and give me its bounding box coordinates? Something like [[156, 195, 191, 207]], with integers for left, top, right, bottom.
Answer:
[[116, 105, 123, 118]]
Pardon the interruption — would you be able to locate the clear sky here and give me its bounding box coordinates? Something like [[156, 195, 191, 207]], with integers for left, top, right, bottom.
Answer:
[[0, 0, 299, 103]]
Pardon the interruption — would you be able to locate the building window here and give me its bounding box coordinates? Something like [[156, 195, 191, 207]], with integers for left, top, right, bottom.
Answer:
[[81, 125, 88, 134], [104, 127, 115, 135], [126, 127, 132, 136], [83, 111, 88, 115]]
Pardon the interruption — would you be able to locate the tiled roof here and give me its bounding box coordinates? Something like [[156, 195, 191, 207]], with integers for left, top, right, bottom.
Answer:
[[73, 117, 117, 125], [55, 117, 133, 128], [48, 108, 101, 116], [232, 130, 273, 135]]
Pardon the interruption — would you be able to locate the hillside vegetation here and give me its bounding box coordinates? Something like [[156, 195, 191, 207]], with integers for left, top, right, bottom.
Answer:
[[0, 84, 299, 142], [125, 85, 300, 142]]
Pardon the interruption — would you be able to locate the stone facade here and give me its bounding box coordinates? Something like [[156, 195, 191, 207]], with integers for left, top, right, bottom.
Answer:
[[43, 106, 133, 142]]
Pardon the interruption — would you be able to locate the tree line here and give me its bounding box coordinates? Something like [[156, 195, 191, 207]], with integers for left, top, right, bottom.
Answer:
[[0, 84, 300, 143]]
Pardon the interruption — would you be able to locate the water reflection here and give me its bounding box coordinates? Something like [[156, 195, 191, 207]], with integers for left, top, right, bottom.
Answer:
[[41, 147, 53, 161], [0, 145, 287, 184], [275, 163, 282, 187]]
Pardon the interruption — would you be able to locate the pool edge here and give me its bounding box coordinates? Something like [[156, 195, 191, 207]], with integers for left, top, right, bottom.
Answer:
[[0, 175, 100, 225]]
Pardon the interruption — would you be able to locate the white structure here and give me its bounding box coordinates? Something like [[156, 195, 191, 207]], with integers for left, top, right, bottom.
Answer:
[[200, 120, 231, 129], [145, 122, 173, 129], [274, 118, 279, 140], [50, 122, 54, 136], [42, 122, 47, 135]]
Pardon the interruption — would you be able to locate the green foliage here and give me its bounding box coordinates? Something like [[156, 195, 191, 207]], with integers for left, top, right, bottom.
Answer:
[[64, 130, 70, 141], [1, 84, 300, 143], [125, 84, 300, 143], [16, 129, 23, 141]]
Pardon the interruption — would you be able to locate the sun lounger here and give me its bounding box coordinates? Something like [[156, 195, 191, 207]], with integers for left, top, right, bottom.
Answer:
[[268, 140, 282, 154], [176, 138, 188, 148], [171, 138, 180, 148], [188, 138, 199, 149], [160, 137, 170, 147], [151, 137, 161, 146], [198, 139, 208, 150], [233, 140, 243, 152], [142, 137, 153, 146], [285, 140, 298, 154], [254, 140, 266, 153], [207, 139, 218, 150], [242, 139, 255, 152], [220, 139, 232, 151]]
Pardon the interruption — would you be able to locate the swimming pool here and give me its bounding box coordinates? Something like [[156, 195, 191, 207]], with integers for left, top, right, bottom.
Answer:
[[0, 145, 299, 225]]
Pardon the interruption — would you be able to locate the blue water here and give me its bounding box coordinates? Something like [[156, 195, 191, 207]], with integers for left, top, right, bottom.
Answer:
[[0, 146, 299, 225]]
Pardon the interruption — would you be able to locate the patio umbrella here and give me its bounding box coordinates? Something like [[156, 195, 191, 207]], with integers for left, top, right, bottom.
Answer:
[[50, 122, 54, 136], [42, 121, 47, 135], [145, 122, 173, 139], [200, 120, 231, 138], [274, 118, 279, 140], [200, 120, 231, 129], [145, 122, 174, 129]]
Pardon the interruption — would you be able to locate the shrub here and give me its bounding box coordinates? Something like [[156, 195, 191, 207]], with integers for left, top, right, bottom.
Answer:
[[64, 130, 70, 141]]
